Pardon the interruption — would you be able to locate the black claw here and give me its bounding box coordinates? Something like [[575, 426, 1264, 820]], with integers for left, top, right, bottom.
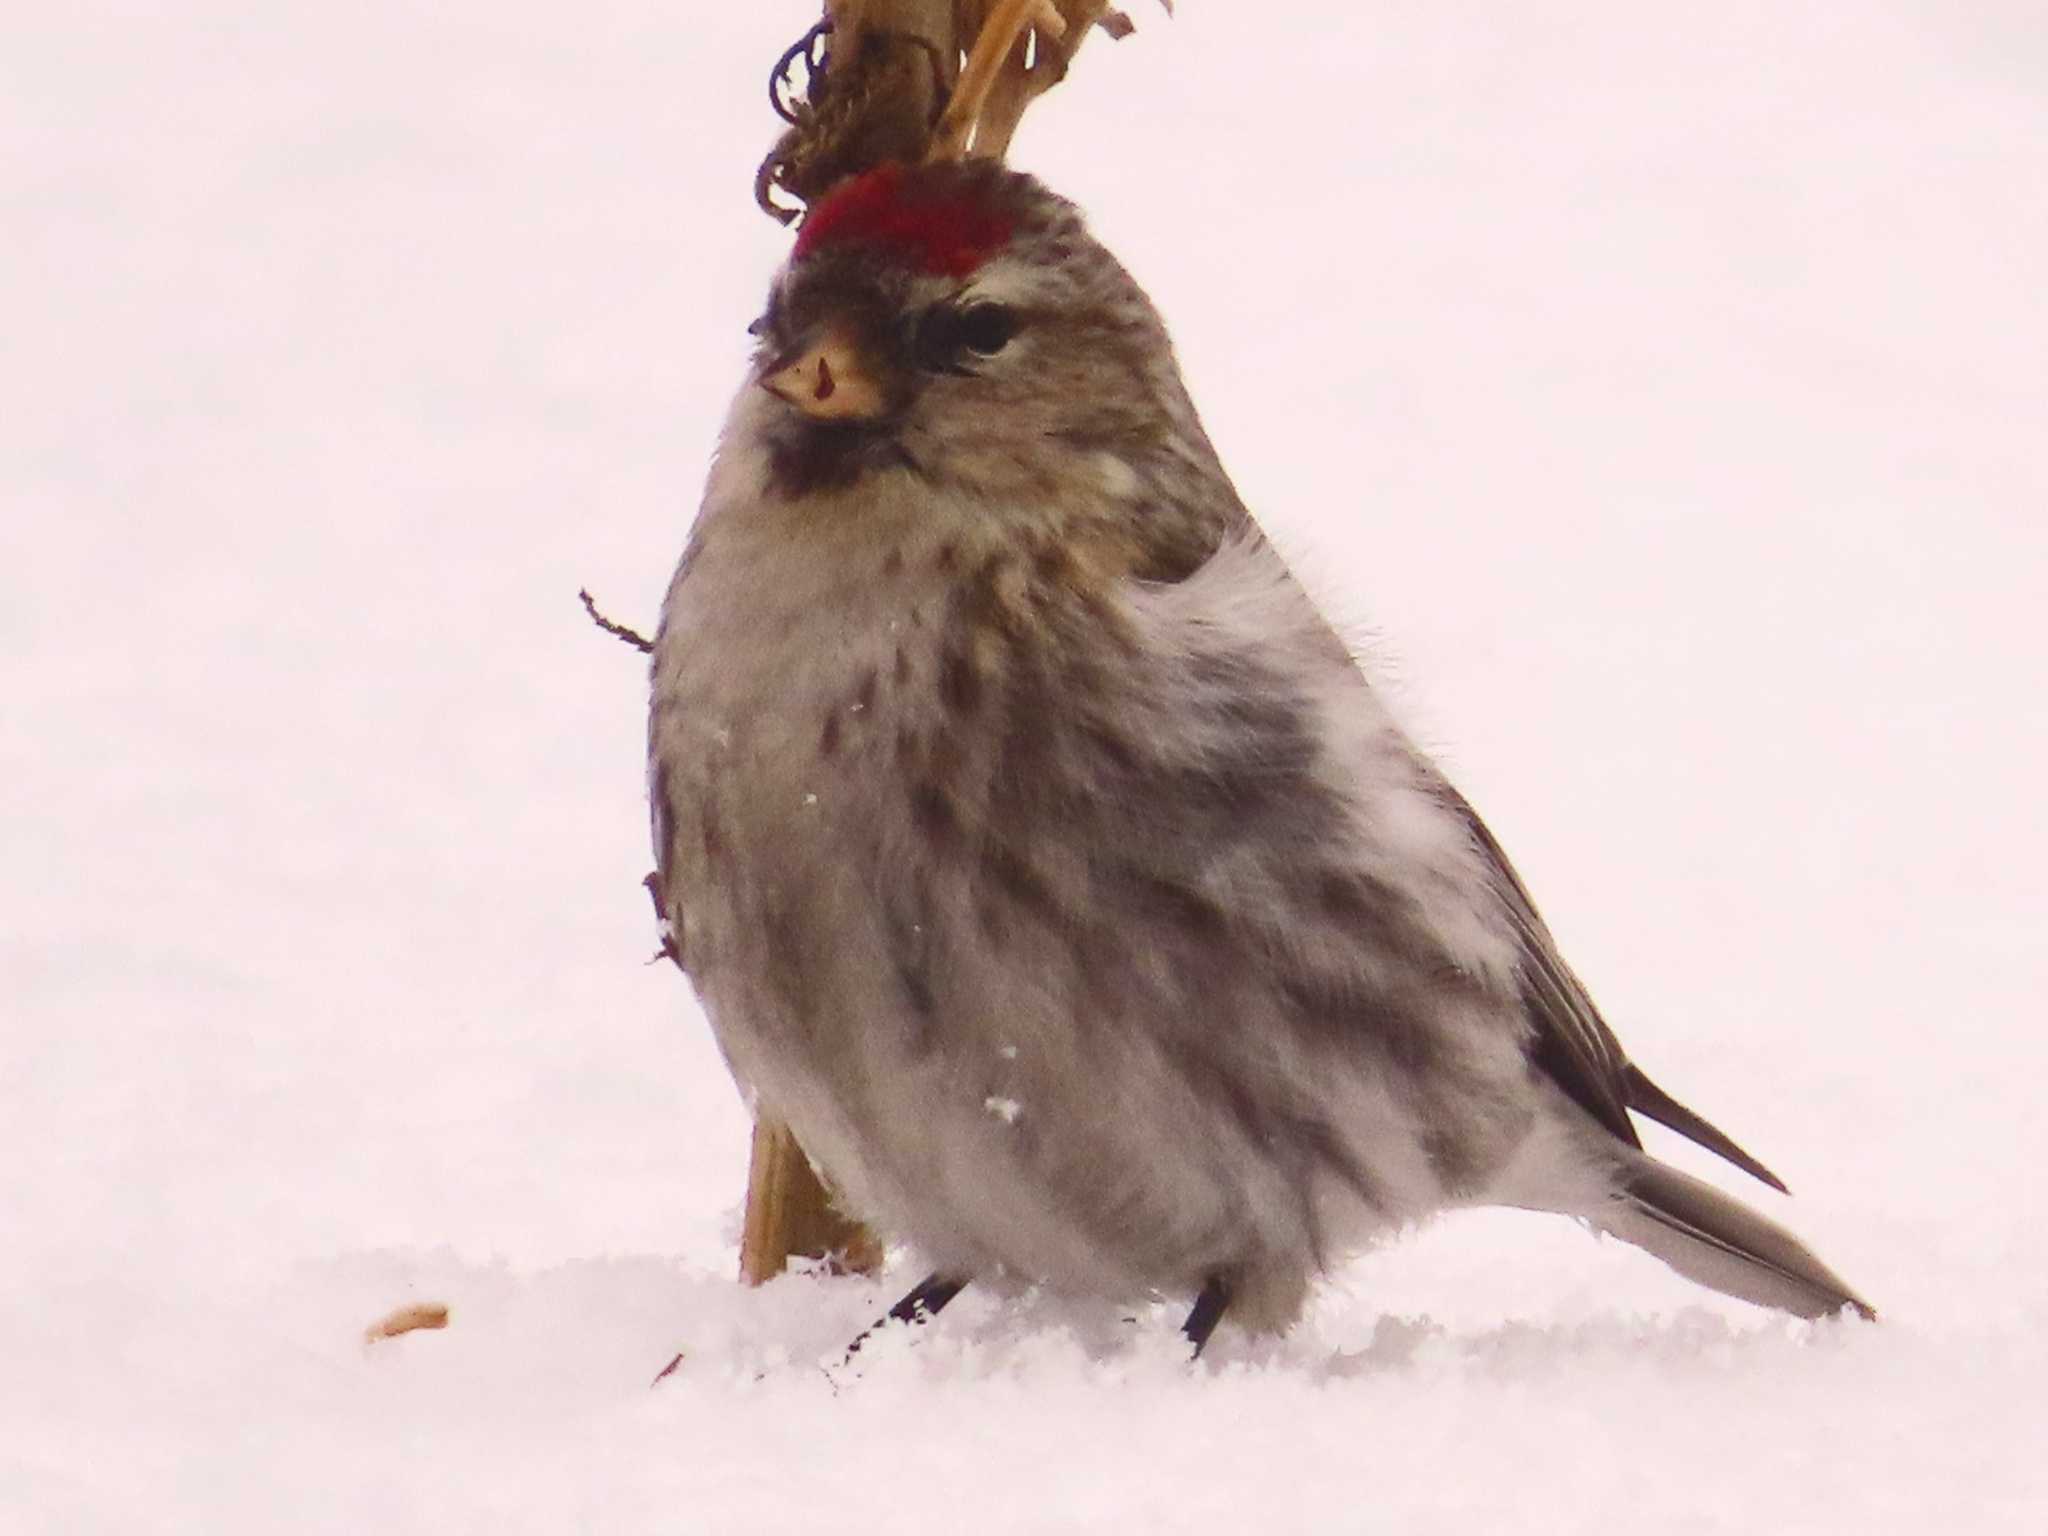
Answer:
[[842, 1272, 970, 1361], [1182, 1274, 1233, 1358]]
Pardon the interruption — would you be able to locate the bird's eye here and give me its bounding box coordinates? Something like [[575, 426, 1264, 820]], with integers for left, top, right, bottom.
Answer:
[[913, 302, 1019, 371], [954, 302, 1017, 355]]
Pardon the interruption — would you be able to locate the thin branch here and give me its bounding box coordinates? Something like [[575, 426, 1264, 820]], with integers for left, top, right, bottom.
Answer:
[[578, 587, 654, 654]]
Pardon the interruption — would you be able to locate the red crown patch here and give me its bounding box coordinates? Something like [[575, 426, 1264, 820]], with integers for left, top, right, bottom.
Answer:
[[793, 163, 1014, 279]]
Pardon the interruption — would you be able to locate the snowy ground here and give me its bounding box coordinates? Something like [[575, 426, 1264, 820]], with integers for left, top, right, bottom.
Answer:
[[5, 2, 2045, 1529]]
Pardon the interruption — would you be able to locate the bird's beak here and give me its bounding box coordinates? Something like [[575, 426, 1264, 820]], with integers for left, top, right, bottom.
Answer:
[[761, 328, 887, 422]]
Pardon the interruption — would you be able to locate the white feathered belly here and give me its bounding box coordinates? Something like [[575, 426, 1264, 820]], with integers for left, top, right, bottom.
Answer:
[[652, 509, 1539, 1325]]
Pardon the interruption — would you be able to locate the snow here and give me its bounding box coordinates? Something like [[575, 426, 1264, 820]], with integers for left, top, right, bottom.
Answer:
[[4, 1, 2044, 1528]]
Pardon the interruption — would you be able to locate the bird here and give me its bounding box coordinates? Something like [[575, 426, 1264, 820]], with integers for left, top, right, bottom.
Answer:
[[647, 158, 1872, 1354]]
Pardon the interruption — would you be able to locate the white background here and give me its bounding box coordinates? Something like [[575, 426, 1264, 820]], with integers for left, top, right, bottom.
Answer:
[[5, 2, 2043, 1528]]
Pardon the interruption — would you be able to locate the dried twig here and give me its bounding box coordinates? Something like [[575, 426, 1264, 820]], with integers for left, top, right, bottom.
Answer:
[[756, 1, 1159, 221], [578, 587, 654, 654], [929, 0, 1068, 161], [739, 1119, 884, 1286]]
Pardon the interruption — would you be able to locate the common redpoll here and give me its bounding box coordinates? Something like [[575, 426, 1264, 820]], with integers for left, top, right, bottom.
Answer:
[[648, 160, 1871, 1349]]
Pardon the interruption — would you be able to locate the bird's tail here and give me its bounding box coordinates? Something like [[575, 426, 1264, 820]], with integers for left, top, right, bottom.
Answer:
[[1594, 1151, 1875, 1320]]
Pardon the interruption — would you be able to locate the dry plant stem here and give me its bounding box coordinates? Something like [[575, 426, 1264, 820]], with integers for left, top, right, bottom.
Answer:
[[739, 1119, 883, 1285], [758, 0, 956, 215], [930, 0, 1067, 159], [735, 0, 1142, 1284], [759, 1, 1138, 212], [939, 1, 1120, 161], [829, 0, 955, 86], [743, 2, 966, 1276], [962, 25, 1035, 160]]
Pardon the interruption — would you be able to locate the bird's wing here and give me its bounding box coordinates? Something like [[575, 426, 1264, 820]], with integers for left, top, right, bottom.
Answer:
[[1118, 525, 1788, 1191], [1447, 789, 1639, 1148], [1441, 781, 1789, 1192]]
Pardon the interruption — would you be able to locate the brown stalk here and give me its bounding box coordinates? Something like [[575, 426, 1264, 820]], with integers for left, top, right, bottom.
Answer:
[[757, 0, 1148, 218], [729, 0, 1160, 1294]]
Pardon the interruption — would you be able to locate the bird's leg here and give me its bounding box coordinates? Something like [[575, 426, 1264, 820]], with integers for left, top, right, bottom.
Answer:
[[1181, 1274, 1233, 1358], [882, 1271, 970, 1328], [841, 1271, 971, 1360]]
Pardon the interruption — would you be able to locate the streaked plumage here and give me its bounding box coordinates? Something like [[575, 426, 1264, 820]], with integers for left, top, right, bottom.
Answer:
[[649, 161, 1871, 1339]]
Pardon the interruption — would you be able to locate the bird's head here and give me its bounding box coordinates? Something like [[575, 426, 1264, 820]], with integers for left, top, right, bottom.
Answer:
[[740, 161, 1199, 510]]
